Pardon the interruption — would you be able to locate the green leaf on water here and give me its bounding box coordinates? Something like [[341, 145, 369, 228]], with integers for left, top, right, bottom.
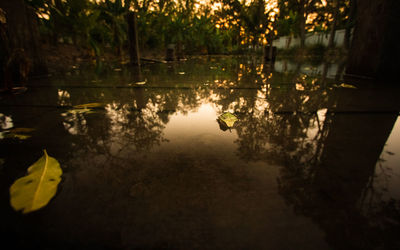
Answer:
[[218, 112, 238, 128], [10, 150, 62, 214]]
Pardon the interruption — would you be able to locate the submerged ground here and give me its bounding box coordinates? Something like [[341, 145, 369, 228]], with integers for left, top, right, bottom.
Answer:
[[0, 56, 399, 249]]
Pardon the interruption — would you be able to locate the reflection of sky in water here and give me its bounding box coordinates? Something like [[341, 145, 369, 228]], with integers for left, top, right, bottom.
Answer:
[[374, 116, 400, 200], [0, 114, 13, 130], [162, 103, 238, 150], [0, 114, 13, 139], [2, 56, 399, 249]]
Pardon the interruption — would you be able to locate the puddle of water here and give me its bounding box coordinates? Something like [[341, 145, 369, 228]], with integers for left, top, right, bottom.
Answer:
[[0, 56, 399, 249], [382, 118, 400, 199], [361, 117, 400, 210]]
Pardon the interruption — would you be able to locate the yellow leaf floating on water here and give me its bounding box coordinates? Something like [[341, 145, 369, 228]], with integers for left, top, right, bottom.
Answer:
[[218, 112, 238, 128], [65, 103, 104, 115], [8, 128, 35, 133], [6, 133, 31, 140], [10, 150, 62, 214], [1, 127, 34, 140], [341, 83, 357, 89], [333, 83, 357, 89], [73, 103, 103, 109], [66, 108, 95, 115]]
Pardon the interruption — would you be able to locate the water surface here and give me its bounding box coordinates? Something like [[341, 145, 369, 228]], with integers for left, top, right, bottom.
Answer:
[[1, 56, 399, 249]]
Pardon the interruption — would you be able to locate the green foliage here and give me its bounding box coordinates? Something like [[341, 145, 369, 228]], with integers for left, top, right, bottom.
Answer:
[[276, 10, 298, 37], [24, 0, 352, 57]]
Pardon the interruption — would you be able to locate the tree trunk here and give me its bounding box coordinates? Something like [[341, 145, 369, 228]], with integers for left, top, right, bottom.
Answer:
[[343, 27, 351, 51], [269, 39, 274, 61], [286, 36, 292, 49], [0, 0, 48, 76], [327, 0, 339, 49], [51, 0, 64, 45], [344, 0, 356, 50], [345, 0, 400, 81], [299, 0, 306, 49], [126, 11, 140, 66]]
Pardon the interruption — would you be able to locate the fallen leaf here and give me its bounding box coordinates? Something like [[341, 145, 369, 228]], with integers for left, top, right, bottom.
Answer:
[[10, 150, 62, 214], [333, 83, 357, 89], [66, 108, 95, 115], [73, 103, 103, 109], [218, 112, 238, 128], [8, 128, 35, 133], [340, 83, 356, 89], [67, 103, 104, 115], [1, 127, 34, 140], [6, 134, 31, 140]]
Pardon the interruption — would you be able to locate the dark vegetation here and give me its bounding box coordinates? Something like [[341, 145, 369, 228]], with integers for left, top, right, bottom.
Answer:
[[0, 0, 355, 81]]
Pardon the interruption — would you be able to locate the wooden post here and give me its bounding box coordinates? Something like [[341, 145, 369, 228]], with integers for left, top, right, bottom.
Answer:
[[263, 45, 276, 63], [176, 42, 185, 60], [268, 40, 274, 62], [165, 44, 175, 61], [127, 12, 140, 66]]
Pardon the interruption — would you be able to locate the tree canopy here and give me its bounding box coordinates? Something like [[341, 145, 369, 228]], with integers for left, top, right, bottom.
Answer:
[[24, 0, 354, 56]]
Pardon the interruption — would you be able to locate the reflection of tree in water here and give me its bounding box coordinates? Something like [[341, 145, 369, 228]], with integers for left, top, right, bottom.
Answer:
[[60, 88, 198, 157], [235, 111, 328, 163], [57, 59, 399, 249], [57, 86, 207, 205], [56, 56, 333, 159], [227, 63, 330, 163], [277, 112, 400, 249], [227, 66, 400, 249]]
